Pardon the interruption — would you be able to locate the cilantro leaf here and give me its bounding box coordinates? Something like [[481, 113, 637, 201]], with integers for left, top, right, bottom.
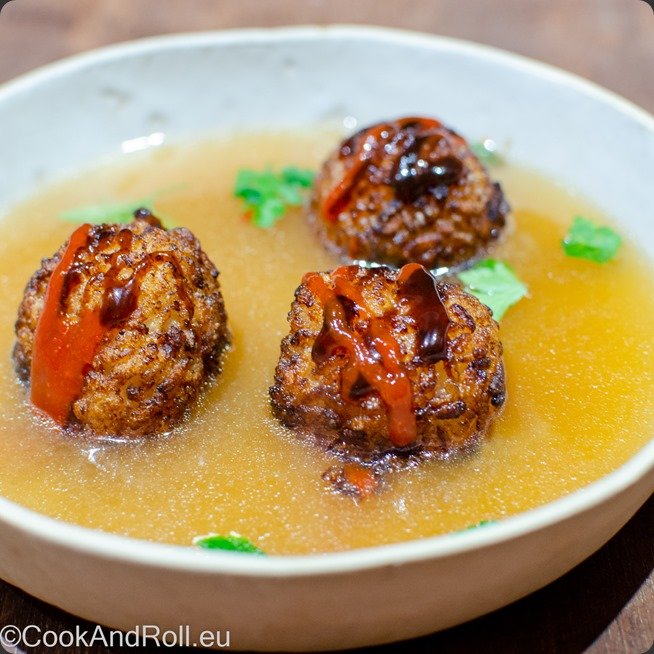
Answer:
[[471, 139, 504, 167], [193, 532, 265, 554], [464, 519, 497, 530], [458, 259, 528, 320], [60, 198, 156, 224], [457, 520, 498, 533], [281, 167, 316, 187], [562, 216, 621, 263], [59, 184, 185, 226], [234, 167, 316, 228]]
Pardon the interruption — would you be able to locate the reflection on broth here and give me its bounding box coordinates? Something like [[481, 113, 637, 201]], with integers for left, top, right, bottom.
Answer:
[[0, 131, 653, 554]]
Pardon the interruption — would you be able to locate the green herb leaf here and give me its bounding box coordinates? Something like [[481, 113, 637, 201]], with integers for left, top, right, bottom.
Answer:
[[458, 259, 528, 321], [465, 519, 497, 530], [562, 216, 621, 263], [457, 520, 498, 533], [471, 139, 504, 167], [234, 167, 316, 228], [281, 167, 316, 187], [60, 198, 156, 224], [59, 184, 185, 226], [193, 532, 265, 555]]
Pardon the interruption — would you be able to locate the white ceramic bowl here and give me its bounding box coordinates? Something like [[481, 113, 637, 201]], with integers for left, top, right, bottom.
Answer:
[[1, 26, 653, 652]]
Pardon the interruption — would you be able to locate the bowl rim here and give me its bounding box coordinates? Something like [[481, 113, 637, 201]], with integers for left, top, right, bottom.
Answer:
[[1, 24, 653, 578]]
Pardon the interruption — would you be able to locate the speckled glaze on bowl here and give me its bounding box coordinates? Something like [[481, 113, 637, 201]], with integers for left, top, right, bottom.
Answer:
[[0, 26, 653, 652]]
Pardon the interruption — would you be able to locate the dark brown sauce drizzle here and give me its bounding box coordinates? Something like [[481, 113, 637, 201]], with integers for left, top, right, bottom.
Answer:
[[393, 148, 463, 204], [322, 117, 464, 222], [100, 251, 194, 327], [305, 264, 451, 447], [397, 263, 450, 363], [59, 213, 194, 329]]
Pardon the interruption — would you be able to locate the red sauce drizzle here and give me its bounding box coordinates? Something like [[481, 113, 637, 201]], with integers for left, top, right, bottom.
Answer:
[[322, 123, 391, 222], [30, 224, 105, 425], [343, 463, 378, 497], [322, 117, 462, 222], [306, 264, 451, 447], [30, 215, 188, 426]]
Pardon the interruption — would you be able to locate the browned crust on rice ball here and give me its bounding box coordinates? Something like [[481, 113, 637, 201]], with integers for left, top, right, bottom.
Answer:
[[309, 116, 509, 269], [14, 211, 230, 437], [270, 264, 505, 461]]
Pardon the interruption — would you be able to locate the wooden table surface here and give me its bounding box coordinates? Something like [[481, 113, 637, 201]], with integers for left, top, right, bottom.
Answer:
[[0, 1, 653, 652]]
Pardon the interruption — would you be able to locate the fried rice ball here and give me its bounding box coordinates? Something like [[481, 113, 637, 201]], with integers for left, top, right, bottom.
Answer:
[[270, 264, 505, 461], [309, 116, 509, 270], [14, 210, 230, 437]]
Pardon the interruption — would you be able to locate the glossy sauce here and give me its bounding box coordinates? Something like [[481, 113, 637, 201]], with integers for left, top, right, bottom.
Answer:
[[0, 131, 653, 554], [30, 224, 103, 425], [31, 214, 191, 426], [397, 263, 450, 364], [307, 263, 450, 447], [324, 117, 463, 218], [307, 266, 417, 446]]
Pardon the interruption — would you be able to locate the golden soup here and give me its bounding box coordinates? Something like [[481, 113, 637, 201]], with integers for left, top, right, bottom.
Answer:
[[0, 131, 652, 554]]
